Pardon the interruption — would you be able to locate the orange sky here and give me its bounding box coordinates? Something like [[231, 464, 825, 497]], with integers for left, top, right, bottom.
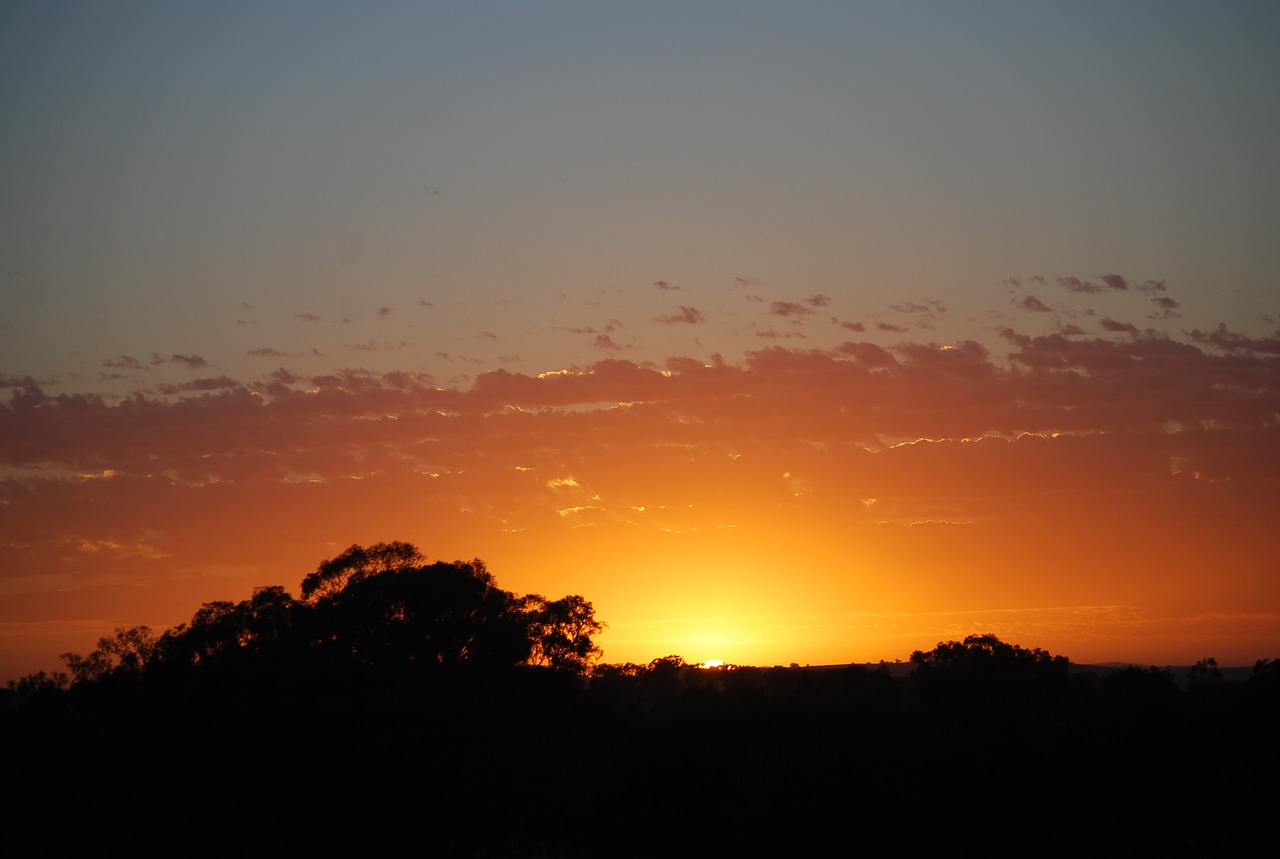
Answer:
[[3, 5, 1279, 681], [4, 309, 1278, 679]]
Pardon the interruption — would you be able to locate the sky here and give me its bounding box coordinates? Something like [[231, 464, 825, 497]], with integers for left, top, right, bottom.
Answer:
[[2, 1, 1278, 680]]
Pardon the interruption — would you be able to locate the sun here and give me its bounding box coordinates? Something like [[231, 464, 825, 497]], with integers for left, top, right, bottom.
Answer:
[[701, 659, 725, 669]]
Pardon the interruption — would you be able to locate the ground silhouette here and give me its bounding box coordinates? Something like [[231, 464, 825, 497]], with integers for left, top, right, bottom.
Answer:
[[4, 547, 1277, 857]]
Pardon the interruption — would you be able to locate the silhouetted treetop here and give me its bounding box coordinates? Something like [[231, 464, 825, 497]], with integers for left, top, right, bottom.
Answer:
[[301, 541, 426, 602], [47, 542, 605, 688]]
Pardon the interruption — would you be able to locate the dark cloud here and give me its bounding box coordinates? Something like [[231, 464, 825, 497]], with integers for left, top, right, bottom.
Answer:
[[1186, 323, 1280, 354], [1152, 297, 1181, 310], [652, 306, 706, 325], [1100, 318, 1139, 334], [294, 312, 322, 322], [891, 302, 932, 314], [832, 341, 895, 367], [805, 294, 832, 307], [1017, 296, 1052, 313], [1055, 274, 1138, 294], [248, 348, 289, 358], [377, 307, 394, 317], [103, 356, 145, 370], [594, 334, 630, 351], [169, 354, 209, 369], [156, 376, 241, 394], [767, 301, 812, 318], [839, 320, 866, 333], [875, 322, 909, 333], [653, 280, 681, 291]]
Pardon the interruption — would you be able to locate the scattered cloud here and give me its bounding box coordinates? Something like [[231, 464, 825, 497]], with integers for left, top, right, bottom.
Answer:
[[653, 280, 681, 291], [594, 334, 630, 351], [248, 347, 289, 358], [767, 301, 813, 318], [294, 312, 322, 322], [168, 354, 209, 369], [1186, 323, 1280, 354], [1100, 318, 1138, 334], [1017, 296, 1052, 313], [653, 306, 706, 325]]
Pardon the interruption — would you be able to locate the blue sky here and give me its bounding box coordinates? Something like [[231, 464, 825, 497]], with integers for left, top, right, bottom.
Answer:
[[3, 1, 1276, 393]]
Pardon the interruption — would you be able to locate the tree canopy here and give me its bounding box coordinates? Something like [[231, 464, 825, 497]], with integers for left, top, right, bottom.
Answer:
[[51, 542, 604, 686]]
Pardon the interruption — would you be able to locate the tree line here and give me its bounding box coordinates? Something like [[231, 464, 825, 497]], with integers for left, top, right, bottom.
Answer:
[[4, 543, 1278, 857]]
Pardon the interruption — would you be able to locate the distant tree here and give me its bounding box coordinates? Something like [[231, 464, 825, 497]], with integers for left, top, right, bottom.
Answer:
[[908, 633, 1071, 713], [520, 593, 604, 673], [61, 625, 158, 684], [158, 586, 299, 667], [4, 670, 69, 698], [1187, 657, 1222, 690]]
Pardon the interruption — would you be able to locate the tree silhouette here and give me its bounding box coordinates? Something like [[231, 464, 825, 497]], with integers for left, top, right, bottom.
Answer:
[[61, 625, 158, 683], [520, 593, 604, 672], [300, 541, 425, 602]]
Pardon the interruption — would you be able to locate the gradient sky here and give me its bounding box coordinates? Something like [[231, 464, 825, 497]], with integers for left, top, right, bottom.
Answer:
[[3, 1, 1278, 680]]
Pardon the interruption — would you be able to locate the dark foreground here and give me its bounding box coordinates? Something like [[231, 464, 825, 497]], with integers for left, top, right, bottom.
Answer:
[[5, 644, 1278, 857]]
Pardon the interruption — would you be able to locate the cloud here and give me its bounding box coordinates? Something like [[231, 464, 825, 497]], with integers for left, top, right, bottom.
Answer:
[[1017, 296, 1052, 313], [377, 306, 394, 317], [248, 348, 289, 358], [653, 280, 681, 291], [890, 302, 932, 314], [0, 374, 41, 389], [1100, 318, 1139, 334], [805, 294, 832, 307], [168, 354, 209, 369], [839, 320, 866, 332], [102, 356, 146, 370], [156, 376, 241, 394], [1186, 323, 1280, 354], [594, 334, 630, 351], [767, 301, 813, 318], [1054, 274, 1138, 294], [294, 312, 322, 322], [6, 324, 1279, 677], [652, 306, 706, 325], [875, 322, 909, 333]]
